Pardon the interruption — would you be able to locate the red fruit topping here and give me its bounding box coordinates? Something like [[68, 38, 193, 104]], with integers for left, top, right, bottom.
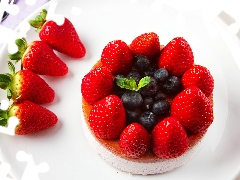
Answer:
[[158, 37, 194, 77], [120, 123, 150, 158], [151, 117, 189, 159], [10, 101, 58, 135], [171, 86, 213, 134], [182, 65, 214, 97], [130, 32, 160, 61], [81, 66, 113, 105], [101, 40, 133, 75], [88, 95, 126, 139]]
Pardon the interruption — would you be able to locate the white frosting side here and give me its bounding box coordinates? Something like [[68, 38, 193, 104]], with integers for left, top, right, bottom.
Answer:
[[81, 111, 205, 175]]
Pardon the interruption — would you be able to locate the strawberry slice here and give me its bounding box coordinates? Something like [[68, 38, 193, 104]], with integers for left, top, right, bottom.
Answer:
[[29, 9, 86, 58], [151, 117, 189, 159], [171, 86, 213, 134], [0, 101, 58, 135], [88, 95, 126, 139], [8, 38, 68, 76], [101, 40, 133, 75], [81, 66, 113, 105], [181, 65, 214, 97], [120, 123, 150, 158], [130, 32, 160, 61], [158, 37, 194, 77], [0, 61, 55, 104]]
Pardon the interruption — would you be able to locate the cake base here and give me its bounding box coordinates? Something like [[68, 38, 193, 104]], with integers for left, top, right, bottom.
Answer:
[[81, 98, 206, 175]]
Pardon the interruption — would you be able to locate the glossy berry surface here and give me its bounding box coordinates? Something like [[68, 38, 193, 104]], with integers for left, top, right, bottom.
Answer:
[[140, 77, 158, 97], [133, 55, 150, 71], [121, 92, 143, 110], [138, 111, 157, 132], [153, 68, 169, 83], [140, 97, 154, 111], [151, 100, 170, 116], [126, 70, 141, 83], [162, 76, 182, 95]]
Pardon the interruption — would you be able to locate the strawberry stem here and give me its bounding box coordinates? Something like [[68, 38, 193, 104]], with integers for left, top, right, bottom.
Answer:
[[8, 38, 28, 62]]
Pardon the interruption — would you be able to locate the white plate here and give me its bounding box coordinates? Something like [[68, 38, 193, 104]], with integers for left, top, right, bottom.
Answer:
[[1, 1, 240, 180]]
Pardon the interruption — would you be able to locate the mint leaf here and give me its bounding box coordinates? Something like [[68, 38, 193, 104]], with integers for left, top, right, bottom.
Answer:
[[137, 76, 150, 90], [116, 76, 150, 91]]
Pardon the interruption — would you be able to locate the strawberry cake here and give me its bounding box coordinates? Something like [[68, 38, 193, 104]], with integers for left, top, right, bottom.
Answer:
[[81, 32, 214, 175]]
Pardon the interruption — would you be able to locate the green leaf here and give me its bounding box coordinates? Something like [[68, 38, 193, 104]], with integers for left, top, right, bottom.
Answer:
[[0, 109, 8, 126], [137, 76, 150, 90], [0, 74, 12, 89], [0, 117, 8, 126], [8, 38, 28, 61], [29, 9, 47, 32], [7, 61, 15, 75], [116, 76, 150, 91]]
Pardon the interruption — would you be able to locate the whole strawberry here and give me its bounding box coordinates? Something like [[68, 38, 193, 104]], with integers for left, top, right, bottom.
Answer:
[[182, 65, 214, 97], [0, 61, 54, 104], [158, 37, 194, 77], [88, 95, 126, 139], [151, 117, 189, 159], [171, 86, 213, 134], [130, 32, 160, 61], [120, 123, 150, 158], [101, 40, 133, 75], [29, 9, 86, 58], [81, 66, 113, 105], [8, 38, 68, 76], [0, 101, 58, 135]]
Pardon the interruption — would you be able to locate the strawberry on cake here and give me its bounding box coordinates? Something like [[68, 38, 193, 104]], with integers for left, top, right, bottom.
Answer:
[[81, 32, 214, 175]]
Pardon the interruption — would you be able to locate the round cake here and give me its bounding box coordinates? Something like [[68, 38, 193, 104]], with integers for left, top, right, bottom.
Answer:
[[81, 32, 214, 175]]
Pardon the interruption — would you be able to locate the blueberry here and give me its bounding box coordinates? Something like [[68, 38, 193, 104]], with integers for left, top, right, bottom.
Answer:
[[151, 100, 170, 116], [140, 97, 154, 111], [133, 55, 150, 71], [162, 76, 182, 95], [143, 66, 157, 77], [125, 110, 139, 124], [140, 77, 158, 97], [121, 92, 143, 110], [138, 111, 157, 132], [154, 91, 166, 101], [126, 70, 141, 83], [153, 68, 169, 83]]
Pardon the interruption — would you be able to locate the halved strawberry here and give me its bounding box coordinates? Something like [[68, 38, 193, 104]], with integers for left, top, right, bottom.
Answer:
[[101, 40, 133, 75], [171, 86, 213, 134], [0, 61, 54, 104], [181, 65, 214, 97], [120, 123, 150, 158], [130, 32, 160, 61], [158, 37, 194, 77], [151, 117, 189, 159], [88, 95, 126, 139], [0, 101, 58, 135], [29, 9, 86, 58], [81, 66, 113, 105], [8, 38, 68, 76]]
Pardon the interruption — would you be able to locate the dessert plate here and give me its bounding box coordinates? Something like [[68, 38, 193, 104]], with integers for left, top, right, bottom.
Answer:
[[0, 1, 240, 180]]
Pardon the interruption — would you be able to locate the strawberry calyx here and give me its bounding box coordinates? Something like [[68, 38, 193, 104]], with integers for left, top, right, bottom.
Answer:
[[0, 108, 8, 126], [29, 9, 47, 33], [8, 38, 28, 66], [0, 61, 17, 100]]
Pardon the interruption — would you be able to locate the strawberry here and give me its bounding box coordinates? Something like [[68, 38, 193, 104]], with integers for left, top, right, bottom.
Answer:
[[81, 66, 113, 105], [0, 101, 58, 135], [0, 61, 54, 104], [129, 32, 160, 61], [151, 117, 189, 159], [8, 38, 68, 76], [88, 95, 126, 139], [181, 65, 214, 97], [101, 40, 133, 75], [119, 123, 150, 158], [171, 86, 213, 134], [29, 9, 86, 58], [158, 37, 194, 77]]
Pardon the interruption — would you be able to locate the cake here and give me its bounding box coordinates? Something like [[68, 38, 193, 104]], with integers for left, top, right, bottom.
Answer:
[[81, 32, 214, 175]]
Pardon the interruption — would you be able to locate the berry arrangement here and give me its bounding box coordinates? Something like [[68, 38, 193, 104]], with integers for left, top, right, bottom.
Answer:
[[0, 9, 86, 135], [81, 32, 214, 159]]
